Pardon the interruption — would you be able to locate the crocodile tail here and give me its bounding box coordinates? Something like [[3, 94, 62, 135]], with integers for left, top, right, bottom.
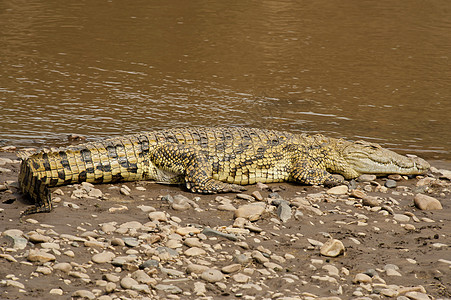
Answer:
[[19, 156, 53, 214]]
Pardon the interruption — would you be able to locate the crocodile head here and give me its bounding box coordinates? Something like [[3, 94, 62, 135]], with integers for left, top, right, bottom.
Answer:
[[333, 139, 430, 179]]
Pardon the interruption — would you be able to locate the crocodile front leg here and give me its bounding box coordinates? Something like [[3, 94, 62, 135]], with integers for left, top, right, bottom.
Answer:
[[150, 143, 245, 193], [290, 160, 343, 187]]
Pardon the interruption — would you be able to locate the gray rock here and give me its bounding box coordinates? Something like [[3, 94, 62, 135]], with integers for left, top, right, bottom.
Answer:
[[156, 246, 179, 258], [233, 253, 252, 265], [140, 259, 160, 269], [6, 235, 28, 250], [384, 179, 397, 188], [277, 201, 292, 222], [268, 192, 282, 199], [122, 237, 140, 247], [161, 194, 174, 203], [202, 227, 238, 241]]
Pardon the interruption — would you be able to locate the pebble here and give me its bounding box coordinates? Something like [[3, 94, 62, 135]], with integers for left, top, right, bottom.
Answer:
[[221, 263, 242, 274], [176, 226, 201, 236], [36, 266, 52, 275], [322, 264, 340, 277], [49, 288, 64, 295], [184, 247, 206, 257], [350, 189, 366, 199], [393, 214, 410, 222], [91, 251, 115, 264], [361, 196, 380, 207], [414, 194, 443, 210], [148, 211, 168, 222], [388, 174, 403, 181], [252, 251, 269, 264], [264, 262, 283, 271], [4, 279, 25, 289], [54, 262, 72, 273], [132, 270, 154, 284], [72, 290, 95, 299], [88, 188, 103, 198], [353, 273, 372, 283], [120, 277, 139, 289], [251, 190, 264, 201], [155, 284, 182, 294], [232, 273, 251, 283], [234, 203, 266, 221], [27, 233, 52, 243], [320, 239, 345, 257], [137, 205, 156, 213], [193, 282, 207, 296], [326, 185, 348, 195], [105, 282, 116, 293], [295, 204, 323, 216], [186, 264, 209, 274], [201, 269, 224, 283], [358, 174, 377, 182], [27, 250, 56, 263], [236, 193, 256, 201], [404, 291, 431, 300]]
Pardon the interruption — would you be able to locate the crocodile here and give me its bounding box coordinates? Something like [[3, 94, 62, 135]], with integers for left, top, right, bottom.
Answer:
[[18, 127, 430, 215]]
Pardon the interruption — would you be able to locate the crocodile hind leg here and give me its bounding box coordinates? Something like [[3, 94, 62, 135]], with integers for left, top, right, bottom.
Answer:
[[150, 143, 245, 193]]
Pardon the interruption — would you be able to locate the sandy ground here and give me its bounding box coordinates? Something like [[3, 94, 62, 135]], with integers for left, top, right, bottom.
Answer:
[[0, 150, 450, 300]]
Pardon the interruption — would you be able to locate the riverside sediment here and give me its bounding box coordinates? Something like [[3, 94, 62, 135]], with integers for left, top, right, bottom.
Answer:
[[0, 151, 450, 299]]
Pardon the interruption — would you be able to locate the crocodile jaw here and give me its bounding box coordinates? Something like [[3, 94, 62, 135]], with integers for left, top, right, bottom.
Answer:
[[340, 140, 430, 178]]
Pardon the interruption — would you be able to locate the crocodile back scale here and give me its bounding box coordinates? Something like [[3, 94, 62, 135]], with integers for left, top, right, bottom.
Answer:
[[18, 127, 430, 215]]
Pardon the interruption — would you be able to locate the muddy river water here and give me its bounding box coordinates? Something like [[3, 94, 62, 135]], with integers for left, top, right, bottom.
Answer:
[[1, 0, 450, 160]]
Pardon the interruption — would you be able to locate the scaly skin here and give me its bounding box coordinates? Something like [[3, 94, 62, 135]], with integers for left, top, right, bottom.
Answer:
[[18, 127, 430, 215]]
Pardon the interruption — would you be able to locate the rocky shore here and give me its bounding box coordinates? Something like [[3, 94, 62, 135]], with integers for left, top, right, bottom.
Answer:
[[0, 151, 450, 300]]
